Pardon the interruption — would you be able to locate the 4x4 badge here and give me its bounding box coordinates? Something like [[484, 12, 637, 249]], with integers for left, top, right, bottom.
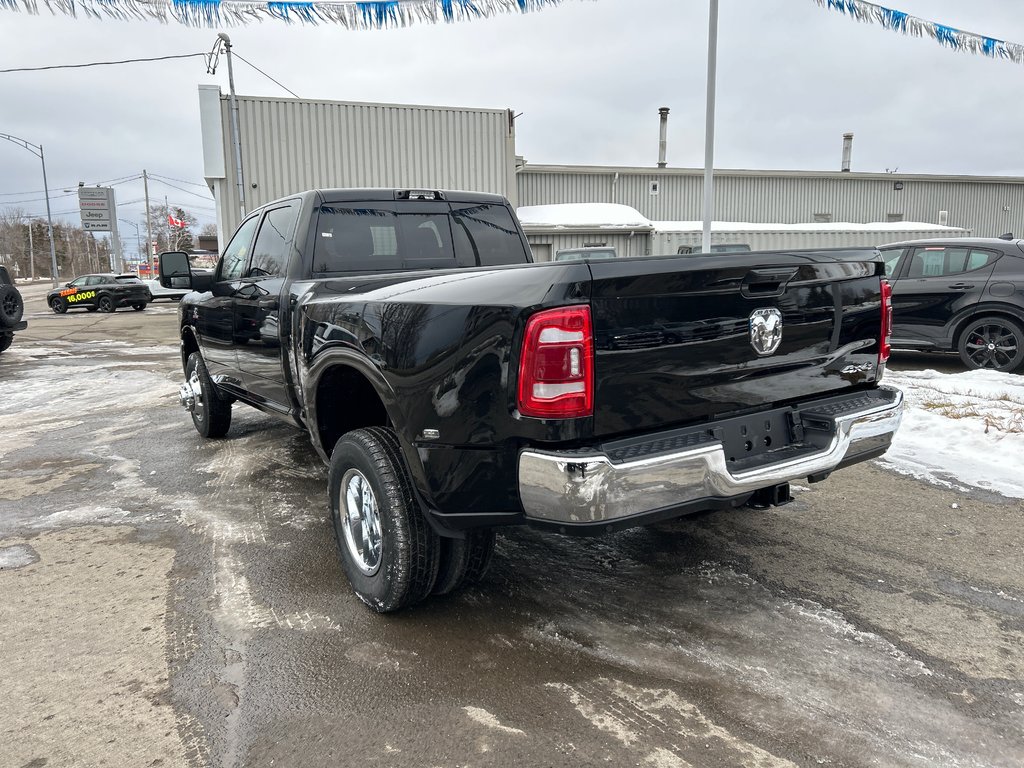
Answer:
[[749, 308, 783, 356]]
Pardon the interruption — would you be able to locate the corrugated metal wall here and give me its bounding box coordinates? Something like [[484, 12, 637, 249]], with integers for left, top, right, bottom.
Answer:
[[517, 167, 1024, 238], [212, 94, 516, 235], [651, 227, 970, 254], [523, 232, 645, 261]]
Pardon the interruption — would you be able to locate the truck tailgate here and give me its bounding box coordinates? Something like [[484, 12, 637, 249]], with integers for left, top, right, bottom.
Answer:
[[588, 250, 884, 437]]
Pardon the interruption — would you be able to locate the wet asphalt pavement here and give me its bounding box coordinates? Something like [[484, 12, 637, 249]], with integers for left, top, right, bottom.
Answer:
[[2, 282, 1023, 768]]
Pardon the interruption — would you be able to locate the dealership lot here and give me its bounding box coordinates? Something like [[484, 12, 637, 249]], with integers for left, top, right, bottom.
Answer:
[[2, 283, 1022, 767]]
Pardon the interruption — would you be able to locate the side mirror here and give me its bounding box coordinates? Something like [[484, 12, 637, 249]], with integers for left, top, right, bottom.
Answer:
[[159, 251, 192, 289]]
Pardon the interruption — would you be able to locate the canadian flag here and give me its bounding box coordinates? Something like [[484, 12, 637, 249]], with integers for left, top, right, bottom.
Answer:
[[168, 214, 186, 228]]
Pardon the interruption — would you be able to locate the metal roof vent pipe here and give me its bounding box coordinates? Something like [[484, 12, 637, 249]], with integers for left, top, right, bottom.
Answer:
[[841, 132, 854, 172], [658, 107, 670, 168]]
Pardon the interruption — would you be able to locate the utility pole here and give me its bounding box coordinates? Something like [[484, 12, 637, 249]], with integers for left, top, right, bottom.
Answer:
[[165, 195, 172, 251], [218, 33, 247, 218], [27, 220, 34, 281], [143, 169, 155, 277]]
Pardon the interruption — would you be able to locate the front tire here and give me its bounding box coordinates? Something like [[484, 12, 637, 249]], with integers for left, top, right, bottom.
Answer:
[[329, 427, 440, 612], [0, 285, 24, 327], [184, 352, 232, 438], [50, 297, 67, 314], [0, 334, 12, 354], [957, 316, 1024, 372]]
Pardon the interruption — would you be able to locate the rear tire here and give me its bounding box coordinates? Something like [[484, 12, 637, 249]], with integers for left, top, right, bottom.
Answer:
[[0, 334, 12, 354], [97, 295, 115, 313], [184, 352, 232, 438], [432, 530, 496, 596], [329, 427, 440, 612], [50, 297, 67, 314], [132, 302, 147, 311], [957, 316, 1024, 372]]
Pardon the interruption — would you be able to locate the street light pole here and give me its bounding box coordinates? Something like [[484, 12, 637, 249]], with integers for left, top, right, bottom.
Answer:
[[1, 132, 60, 287], [701, 0, 720, 254]]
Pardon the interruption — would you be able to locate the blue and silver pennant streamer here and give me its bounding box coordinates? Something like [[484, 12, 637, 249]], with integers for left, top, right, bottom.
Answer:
[[813, 0, 1024, 65], [0, 0, 570, 27]]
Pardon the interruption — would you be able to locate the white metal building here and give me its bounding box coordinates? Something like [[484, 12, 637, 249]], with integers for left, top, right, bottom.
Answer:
[[198, 90, 1024, 248], [516, 164, 1024, 239], [199, 87, 518, 238], [516, 203, 971, 260]]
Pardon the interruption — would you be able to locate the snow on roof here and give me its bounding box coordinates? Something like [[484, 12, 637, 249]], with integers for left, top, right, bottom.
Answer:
[[651, 220, 969, 233], [516, 203, 652, 229], [515, 204, 966, 233]]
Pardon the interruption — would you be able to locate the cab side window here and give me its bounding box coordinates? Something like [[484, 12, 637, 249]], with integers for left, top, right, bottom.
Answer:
[[248, 204, 299, 278], [880, 248, 904, 278], [220, 215, 261, 281]]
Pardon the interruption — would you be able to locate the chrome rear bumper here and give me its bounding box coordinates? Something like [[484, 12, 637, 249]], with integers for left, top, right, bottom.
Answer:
[[518, 387, 903, 525]]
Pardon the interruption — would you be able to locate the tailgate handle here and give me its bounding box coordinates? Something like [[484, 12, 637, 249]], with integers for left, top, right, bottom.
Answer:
[[741, 268, 799, 298]]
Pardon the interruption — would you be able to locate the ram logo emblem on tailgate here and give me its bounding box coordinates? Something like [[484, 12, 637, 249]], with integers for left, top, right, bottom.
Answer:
[[749, 308, 783, 356]]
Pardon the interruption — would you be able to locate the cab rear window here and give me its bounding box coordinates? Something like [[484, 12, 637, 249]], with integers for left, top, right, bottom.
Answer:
[[312, 202, 530, 273]]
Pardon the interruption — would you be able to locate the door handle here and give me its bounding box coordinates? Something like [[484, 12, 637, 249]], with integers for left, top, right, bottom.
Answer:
[[257, 298, 279, 310], [947, 283, 975, 290]]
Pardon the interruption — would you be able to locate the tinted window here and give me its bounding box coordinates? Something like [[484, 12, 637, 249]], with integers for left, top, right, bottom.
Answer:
[[249, 204, 299, 277], [220, 215, 261, 280], [115, 275, 142, 284], [451, 203, 530, 267], [880, 248, 905, 277], [313, 205, 458, 273], [86, 276, 107, 286], [908, 247, 999, 278]]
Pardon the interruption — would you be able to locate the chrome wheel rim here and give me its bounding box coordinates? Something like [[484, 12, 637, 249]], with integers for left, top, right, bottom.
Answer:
[[964, 323, 1019, 369], [187, 368, 205, 420], [339, 469, 382, 576]]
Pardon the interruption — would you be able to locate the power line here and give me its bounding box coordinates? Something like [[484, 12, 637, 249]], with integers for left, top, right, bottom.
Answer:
[[232, 52, 300, 99], [148, 173, 208, 188], [0, 52, 207, 75], [148, 176, 215, 201], [0, 173, 142, 199]]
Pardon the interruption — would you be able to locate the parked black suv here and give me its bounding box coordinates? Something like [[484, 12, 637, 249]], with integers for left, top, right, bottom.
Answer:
[[46, 273, 151, 314], [0, 265, 27, 356], [880, 238, 1024, 371]]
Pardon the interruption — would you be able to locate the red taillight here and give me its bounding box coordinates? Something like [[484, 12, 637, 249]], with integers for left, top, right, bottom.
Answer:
[[517, 305, 593, 419], [880, 279, 893, 364]]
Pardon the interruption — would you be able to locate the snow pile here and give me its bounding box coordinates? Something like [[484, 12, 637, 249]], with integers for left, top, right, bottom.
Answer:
[[516, 203, 652, 229], [881, 369, 1024, 499]]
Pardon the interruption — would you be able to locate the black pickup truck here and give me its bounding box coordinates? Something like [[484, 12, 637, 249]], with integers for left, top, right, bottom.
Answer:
[[160, 189, 903, 612]]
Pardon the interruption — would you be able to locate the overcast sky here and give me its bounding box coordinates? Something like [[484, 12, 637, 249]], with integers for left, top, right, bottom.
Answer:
[[2, 0, 1023, 246]]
